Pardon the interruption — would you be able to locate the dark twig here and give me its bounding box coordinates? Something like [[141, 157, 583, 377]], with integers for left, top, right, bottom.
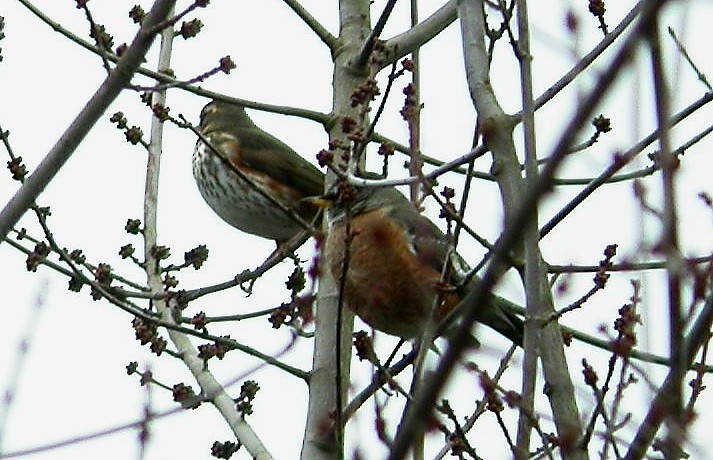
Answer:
[[0, 0, 178, 244], [357, 0, 399, 69]]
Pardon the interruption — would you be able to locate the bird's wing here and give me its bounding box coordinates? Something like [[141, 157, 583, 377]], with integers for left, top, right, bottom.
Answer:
[[386, 194, 523, 345], [383, 197, 460, 283], [234, 127, 324, 198]]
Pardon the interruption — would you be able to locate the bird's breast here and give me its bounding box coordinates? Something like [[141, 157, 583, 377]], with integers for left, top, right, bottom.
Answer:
[[325, 209, 459, 338], [192, 139, 304, 241]]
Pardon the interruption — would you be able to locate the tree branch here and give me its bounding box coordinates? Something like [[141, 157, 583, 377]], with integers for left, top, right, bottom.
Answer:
[[281, 0, 337, 50], [0, 0, 177, 244], [382, 0, 458, 68]]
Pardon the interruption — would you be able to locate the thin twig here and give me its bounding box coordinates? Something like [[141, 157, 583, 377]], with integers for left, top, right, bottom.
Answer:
[[0, 0, 178, 244]]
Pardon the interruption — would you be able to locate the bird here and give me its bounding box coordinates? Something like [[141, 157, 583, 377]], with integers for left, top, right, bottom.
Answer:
[[323, 184, 523, 346], [193, 100, 325, 243]]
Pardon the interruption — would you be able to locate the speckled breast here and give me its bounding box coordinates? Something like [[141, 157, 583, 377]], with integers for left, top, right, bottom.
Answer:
[[192, 140, 303, 242]]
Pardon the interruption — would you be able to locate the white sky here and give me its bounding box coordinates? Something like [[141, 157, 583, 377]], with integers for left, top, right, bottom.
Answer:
[[2, 1, 713, 459]]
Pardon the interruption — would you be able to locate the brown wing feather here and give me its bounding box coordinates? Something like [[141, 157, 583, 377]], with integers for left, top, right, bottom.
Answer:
[[380, 190, 523, 345], [232, 126, 324, 198], [380, 193, 459, 283]]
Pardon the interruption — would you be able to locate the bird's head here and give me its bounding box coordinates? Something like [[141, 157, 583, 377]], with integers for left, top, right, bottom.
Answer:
[[199, 99, 255, 132]]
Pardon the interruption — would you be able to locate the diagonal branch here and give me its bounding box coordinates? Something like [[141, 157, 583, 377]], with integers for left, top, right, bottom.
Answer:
[[142, 12, 272, 459], [0, 0, 177, 245], [15, 0, 331, 125], [281, 0, 337, 50], [623, 292, 713, 460], [381, 0, 458, 67], [357, 0, 399, 68], [517, 1, 644, 120], [388, 1, 675, 458]]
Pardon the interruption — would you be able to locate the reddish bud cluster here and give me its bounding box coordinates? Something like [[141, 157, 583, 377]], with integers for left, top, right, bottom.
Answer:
[[151, 103, 170, 122], [440, 186, 456, 200], [352, 331, 374, 362], [150, 244, 171, 261], [163, 274, 178, 289], [125, 218, 142, 234], [132, 316, 167, 355], [592, 114, 611, 133], [68, 276, 83, 292], [367, 39, 387, 68], [594, 244, 617, 288], [285, 265, 306, 293], [118, 243, 135, 259], [126, 361, 139, 375], [268, 295, 314, 330], [268, 304, 291, 329], [479, 374, 504, 413], [316, 149, 333, 167], [218, 56, 236, 74], [124, 126, 144, 145], [26, 241, 50, 272], [581, 358, 598, 387], [184, 244, 209, 269], [588, 0, 606, 17], [179, 19, 203, 39], [197, 341, 228, 361], [612, 304, 640, 356], [235, 380, 259, 416], [115, 43, 128, 56], [172, 382, 201, 409], [341, 116, 357, 134], [110, 111, 127, 128], [588, 0, 608, 33], [68, 249, 86, 264], [377, 142, 394, 157], [210, 440, 241, 459], [401, 58, 415, 72], [89, 23, 114, 51], [337, 182, 358, 203], [447, 432, 468, 456], [400, 83, 418, 121], [7, 156, 27, 181], [350, 77, 380, 107], [128, 5, 145, 24], [132, 317, 155, 345], [190, 311, 208, 330], [91, 262, 113, 300]]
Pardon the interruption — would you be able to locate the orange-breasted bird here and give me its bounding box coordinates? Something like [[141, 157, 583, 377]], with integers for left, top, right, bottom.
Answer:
[[193, 100, 325, 243], [324, 185, 523, 346]]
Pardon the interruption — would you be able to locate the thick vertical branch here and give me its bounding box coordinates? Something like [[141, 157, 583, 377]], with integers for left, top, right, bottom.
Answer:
[[142, 10, 271, 460], [407, 0, 422, 203], [457, 2, 586, 459], [514, 0, 539, 457], [646, 16, 685, 457], [300, 1, 371, 459]]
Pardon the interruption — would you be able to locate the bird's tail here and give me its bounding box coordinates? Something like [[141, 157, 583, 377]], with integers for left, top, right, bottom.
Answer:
[[481, 292, 524, 347], [445, 278, 524, 347]]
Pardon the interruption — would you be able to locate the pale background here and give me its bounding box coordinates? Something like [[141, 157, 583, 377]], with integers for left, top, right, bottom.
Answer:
[[2, 1, 713, 459]]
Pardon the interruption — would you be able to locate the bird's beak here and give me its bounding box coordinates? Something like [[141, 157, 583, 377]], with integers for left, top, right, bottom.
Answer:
[[300, 193, 336, 210]]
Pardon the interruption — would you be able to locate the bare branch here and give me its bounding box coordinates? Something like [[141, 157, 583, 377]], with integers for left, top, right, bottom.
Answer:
[[382, 0, 458, 67], [0, 0, 178, 244], [281, 0, 337, 50]]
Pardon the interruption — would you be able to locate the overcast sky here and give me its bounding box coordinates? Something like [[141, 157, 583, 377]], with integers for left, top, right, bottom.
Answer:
[[2, 1, 713, 459]]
